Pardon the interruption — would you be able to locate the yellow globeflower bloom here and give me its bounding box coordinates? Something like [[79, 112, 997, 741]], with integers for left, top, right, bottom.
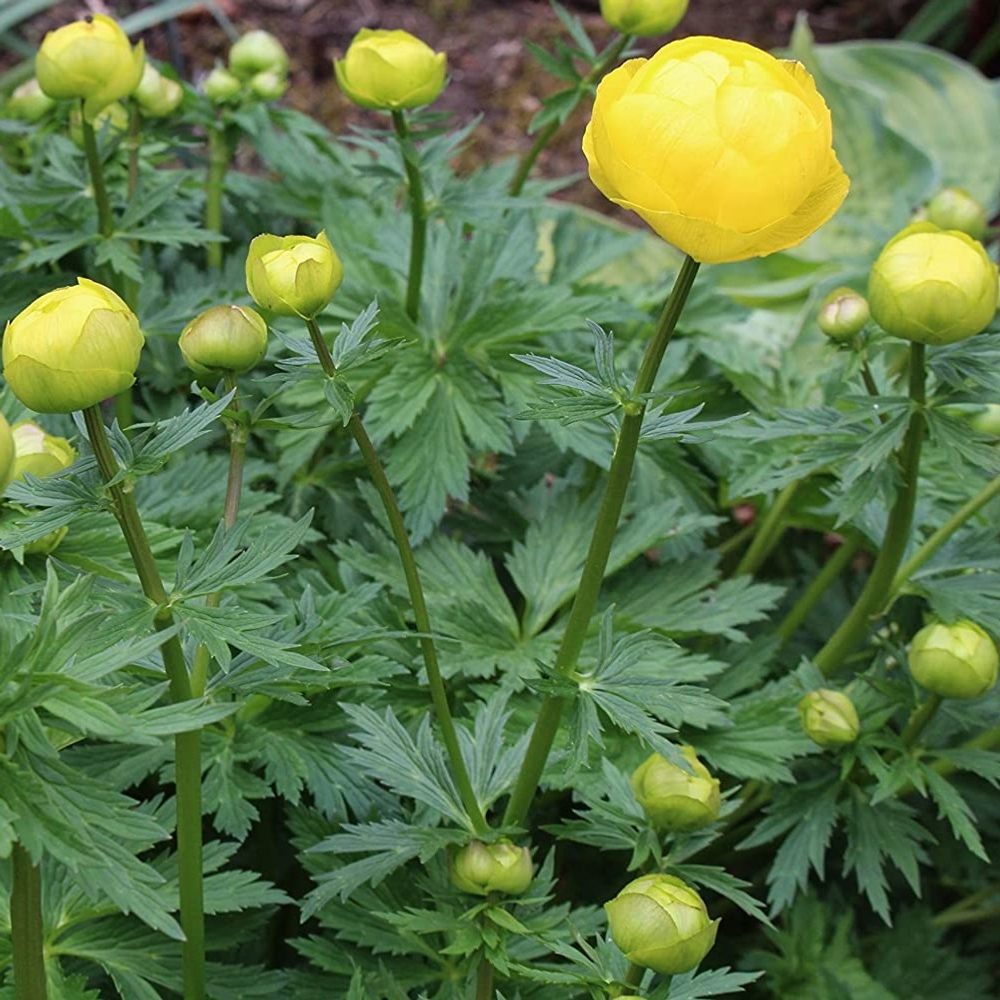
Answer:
[[583, 37, 849, 263], [335, 29, 446, 111], [245, 232, 344, 319], [35, 14, 145, 119]]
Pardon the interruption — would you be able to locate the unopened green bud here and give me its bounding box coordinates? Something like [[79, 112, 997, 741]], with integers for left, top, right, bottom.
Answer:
[[818, 286, 870, 341], [909, 620, 998, 699], [798, 688, 860, 747], [335, 29, 446, 111], [868, 223, 998, 345], [204, 66, 243, 103], [134, 61, 183, 117], [69, 100, 128, 145], [229, 30, 289, 79], [179, 305, 268, 376], [245, 231, 343, 319], [631, 746, 721, 832], [925, 187, 989, 240], [0, 413, 15, 492], [969, 404, 1000, 436], [600, 0, 689, 35], [249, 70, 287, 102], [450, 839, 533, 897], [10, 422, 76, 482], [23, 525, 69, 556], [605, 874, 718, 975], [4, 78, 56, 122]]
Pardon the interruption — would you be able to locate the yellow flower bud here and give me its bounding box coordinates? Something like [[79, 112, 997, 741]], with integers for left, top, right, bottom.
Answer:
[[334, 29, 447, 111], [925, 187, 989, 240], [0, 413, 15, 492], [909, 620, 998, 700], [582, 37, 849, 264], [204, 67, 243, 103], [179, 305, 268, 376], [249, 70, 287, 102], [450, 839, 533, 896], [868, 223, 998, 345], [2, 278, 145, 414], [631, 747, 721, 832], [10, 422, 76, 482], [245, 232, 343, 319], [35, 14, 145, 120], [68, 100, 128, 146], [798, 689, 860, 748], [600, 0, 689, 36], [605, 874, 719, 975], [3, 79, 56, 122], [229, 30, 289, 79], [818, 286, 870, 342], [134, 61, 183, 118]]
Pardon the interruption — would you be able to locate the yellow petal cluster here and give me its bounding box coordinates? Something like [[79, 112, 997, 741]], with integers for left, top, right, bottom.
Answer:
[[10, 422, 76, 482], [909, 620, 998, 700], [600, 0, 689, 36], [180, 305, 268, 376], [631, 747, 721, 832], [335, 29, 446, 111], [2, 278, 145, 414], [246, 232, 344, 319], [583, 37, 849, 263], [134, 61, 183, 118]]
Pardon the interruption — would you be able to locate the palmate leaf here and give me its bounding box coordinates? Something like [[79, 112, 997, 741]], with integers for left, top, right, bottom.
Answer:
[[658, 968, 764, 1000]]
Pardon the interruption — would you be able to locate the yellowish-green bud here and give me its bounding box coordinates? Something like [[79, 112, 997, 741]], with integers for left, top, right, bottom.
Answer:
[[3, 79, 56, 122], [68, 100, 128, 146], [180, 305, 268, 376], [631, 746, 721, 832], [335, 29, 446, 111], [245, 231, 343, 319], [2, 278, 145, 414], [868, 223, 998, 345], [605, 874, 719, 975], [925, 187, 989, 240], [0, 413, 15, 492], [600, 0, 689, 36], [23, 525, 69, 556], [798, 688, 860, 748], [818, 286, 870, 342], [134, 61, 183, 117], [909, 620, 999, 700], [35, 14, 145, 119], [450, 839, 533, 897], [249, 70, 287, 102], [969, 404, 1000, 437], [10, 422, 76, 482], [229, 30, 289, 79], [204, 67, 243, 103]]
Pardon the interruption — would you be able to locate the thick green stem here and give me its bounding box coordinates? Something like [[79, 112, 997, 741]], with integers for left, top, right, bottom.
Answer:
[[475, 957, 494, 1000], [80, 105, 113, 238], [11, 844, 47, 1000], [813, 344, 926, 677], [390, 111, 428, 322], [305, 320, 487, 833], [900, 693, 943, 748], [81, 407, 205, 1000], [205, 126, 232, 270], [734, 481, 799, 577], [503, 257, 700, 829], [509, 33, 631, 197], [776, 535, 861, 644]]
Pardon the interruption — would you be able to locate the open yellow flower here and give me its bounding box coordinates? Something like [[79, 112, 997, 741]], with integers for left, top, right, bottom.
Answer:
[[583, 37, 849, 263]]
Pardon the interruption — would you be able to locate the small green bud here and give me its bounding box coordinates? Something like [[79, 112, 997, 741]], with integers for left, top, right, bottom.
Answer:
[[179, 305, 268, 376], [0, 413, 15, 492], [229, 30, 289, 79], [249, 70, 287, 102], [335, 29, 446, 111], [23, 524, 69, 556], [450, 839, 533, 897], [605, 874, 718, 975], [245, 231, 343, 319], [631, 746, 721, 832], [68, 100, 128, 145], [3, 78, 56, 122], [868, 223, 998, 345], [818, 286, 870, 341], [968, 404, 1000, 437], [600, 0, 689, 36], [909, 620, 999, 699], [204, 66, 243, 103], [925, 187, 989, 240], [134, 61, 183, 117], [10, 422, 76, 482], [798, 688, 860, 748]]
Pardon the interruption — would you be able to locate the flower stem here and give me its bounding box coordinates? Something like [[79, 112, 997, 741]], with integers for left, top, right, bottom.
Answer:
[[80, 104, 113, 239], [305, 320, 487, 834], [390, 110, 427, 322], [900, 693, 943, 748], [475, 956, 494, 1000], [734, 480, 799, 577], [502, 256, 700, 829], [812, 343, 926, 677], [509, 33, 631, 197], [81, 406, 205, 1000], [205, 125, 232, 270], [11, 844, 47, 1000]]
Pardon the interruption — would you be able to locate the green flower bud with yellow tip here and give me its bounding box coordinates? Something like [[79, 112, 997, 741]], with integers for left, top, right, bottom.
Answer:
[[229, 30, 289, 79], [908, 620, 999, 700], [249, 70, 287, 102], [868, 223, 998, 345], [179, 305, 268, 376], [3, 78, 56, 122], [35, 14, 145, 120], [10, 422, 76, 482], [450, 839, 533, 897], [2, 278, 145, 414], [335, 29, 446, 111], [134, 61, 183, 118], [925, 187, 989, 240], [818, 286, 870, 342], [798, 688, 860, 748], [605, 874, 718, 975], [204, 66, 243, 103], [245, 231, 343, 319], [631, 746, 721, 832], [68, 100, 128, 146], [0, 413, 15, 492], [600, 0, 689, 36]]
